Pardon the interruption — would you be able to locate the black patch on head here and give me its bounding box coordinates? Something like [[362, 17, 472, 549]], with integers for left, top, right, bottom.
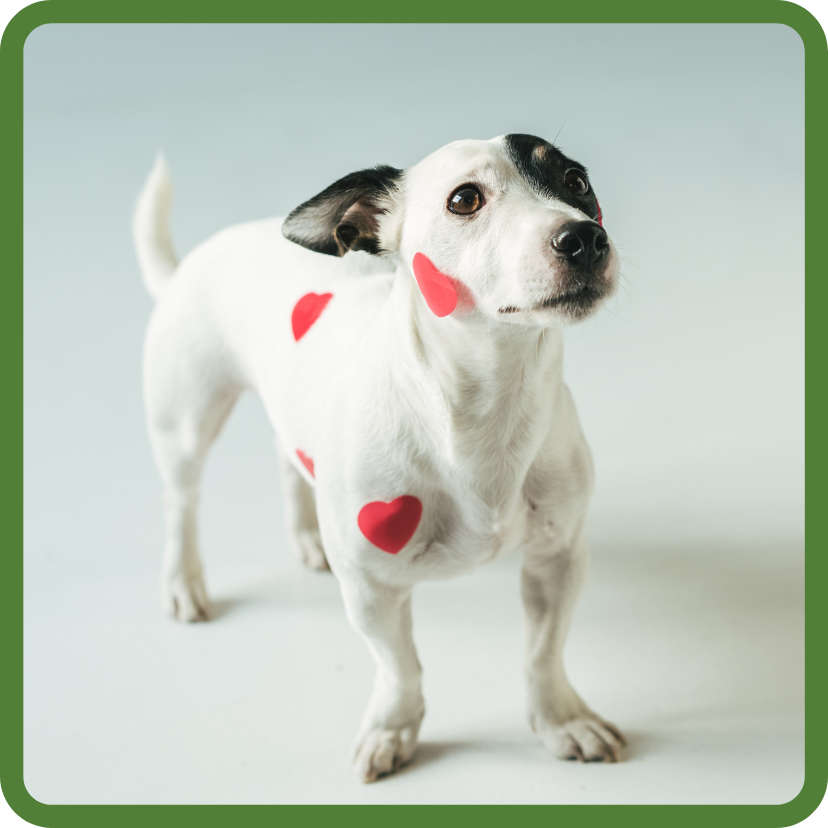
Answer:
[[504, 134, 600, 222], [282, 165, 402, 257]]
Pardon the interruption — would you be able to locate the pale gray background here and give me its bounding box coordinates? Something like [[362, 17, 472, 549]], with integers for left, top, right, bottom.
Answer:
[[23, 24, 804, 804]]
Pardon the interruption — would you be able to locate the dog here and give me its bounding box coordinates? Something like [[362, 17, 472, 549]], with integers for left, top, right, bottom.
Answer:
[[134, 134, 626, 782]]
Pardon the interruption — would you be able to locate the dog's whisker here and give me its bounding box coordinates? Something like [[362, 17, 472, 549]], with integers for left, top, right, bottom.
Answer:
[[552, 108, 577, 146]]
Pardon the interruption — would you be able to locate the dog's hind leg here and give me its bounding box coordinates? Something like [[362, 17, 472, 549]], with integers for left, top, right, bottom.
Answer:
[[144, 322, 242, 622], [277, 446, 329, 571]]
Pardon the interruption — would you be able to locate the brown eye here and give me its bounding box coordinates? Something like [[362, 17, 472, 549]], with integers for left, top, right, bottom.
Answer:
[[565, 169, 589, 196], [448, 185, 483, 215]]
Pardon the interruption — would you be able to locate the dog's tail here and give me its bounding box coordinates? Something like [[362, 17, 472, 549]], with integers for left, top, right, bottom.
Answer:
[[133, 153, 178, 301]]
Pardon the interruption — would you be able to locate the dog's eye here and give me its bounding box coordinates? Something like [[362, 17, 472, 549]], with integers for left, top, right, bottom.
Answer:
[[565, 169, 589, 196], [448, 185, 483, 215]]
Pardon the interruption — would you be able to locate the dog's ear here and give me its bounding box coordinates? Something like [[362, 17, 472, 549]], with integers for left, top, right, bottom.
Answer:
[[282, 165, 403, 257]]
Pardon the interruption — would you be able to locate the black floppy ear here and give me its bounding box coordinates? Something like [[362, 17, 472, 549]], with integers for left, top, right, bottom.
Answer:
[[282, 165, 403, 257]]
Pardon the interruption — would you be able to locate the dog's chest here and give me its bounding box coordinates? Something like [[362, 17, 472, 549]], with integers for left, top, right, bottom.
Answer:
[[391, 483, 530, 580], [382, 432, 549, 578]]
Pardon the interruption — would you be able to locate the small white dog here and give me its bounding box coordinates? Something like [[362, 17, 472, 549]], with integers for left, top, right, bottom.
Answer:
[[134, 134, 626, 782]]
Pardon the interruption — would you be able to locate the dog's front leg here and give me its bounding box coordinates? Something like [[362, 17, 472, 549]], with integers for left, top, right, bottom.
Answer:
[[339, 574, 425, 783], [521, 536, 626, 762]]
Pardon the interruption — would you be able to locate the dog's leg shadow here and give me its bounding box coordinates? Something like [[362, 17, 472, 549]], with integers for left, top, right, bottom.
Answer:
[[394, 740, 480, 778], [608, 729, 653, 762], [198, 566, 341, 623], [204, 598, 237, 621], [399, 730, 652, 778]]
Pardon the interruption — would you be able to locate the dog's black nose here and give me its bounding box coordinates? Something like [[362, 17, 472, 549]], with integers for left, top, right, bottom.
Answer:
[[551, 221, 609, 267]]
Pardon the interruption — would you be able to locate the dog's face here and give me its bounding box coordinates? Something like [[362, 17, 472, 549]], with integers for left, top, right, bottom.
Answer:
[[282, 134, 618, 326]]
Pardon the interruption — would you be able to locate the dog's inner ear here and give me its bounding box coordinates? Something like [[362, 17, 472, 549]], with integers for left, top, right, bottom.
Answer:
[[282, 166, 402, 257], [335, 196, 383, 254]]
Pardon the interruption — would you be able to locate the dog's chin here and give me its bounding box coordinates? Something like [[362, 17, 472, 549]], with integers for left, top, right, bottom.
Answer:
[[498, 283, 610, 326]]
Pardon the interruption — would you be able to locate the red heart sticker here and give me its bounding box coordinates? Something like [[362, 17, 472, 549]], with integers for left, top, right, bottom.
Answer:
[[412, 253, 457, 317], [292, 292, 333, 341], [596, 197, 603, 227], [358, 496, 423, 555], [296, 449, 314, 477]]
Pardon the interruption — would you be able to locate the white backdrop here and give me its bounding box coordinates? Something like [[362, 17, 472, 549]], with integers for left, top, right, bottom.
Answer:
[[21, 23, 805, 806]]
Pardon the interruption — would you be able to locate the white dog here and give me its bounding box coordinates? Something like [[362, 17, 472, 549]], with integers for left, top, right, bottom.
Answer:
[[134, 134, 626, 782]]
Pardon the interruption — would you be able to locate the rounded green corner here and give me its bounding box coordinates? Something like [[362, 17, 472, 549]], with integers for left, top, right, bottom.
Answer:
[[775, 769, 828, 828], [0, 1, 55, 55], [774, 1, 828, 54], [0, 772, 51, 828]]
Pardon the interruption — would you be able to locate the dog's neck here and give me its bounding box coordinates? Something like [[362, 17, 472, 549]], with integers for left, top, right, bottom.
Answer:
[[387, 267, 565, 496]]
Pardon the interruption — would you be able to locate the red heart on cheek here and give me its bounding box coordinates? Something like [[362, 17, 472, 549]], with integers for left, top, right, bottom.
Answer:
[[358, 496, 423, 555], [412, 254, 457, 317], [292, 292, 333, 341], [596, 197, 603, 227], [296, 450, 314, 477]]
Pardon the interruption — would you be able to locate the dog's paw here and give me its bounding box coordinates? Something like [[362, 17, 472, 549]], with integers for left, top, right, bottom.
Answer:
[[531, 713, 626, 763], [293, 529, 330, 572], [162, 572, 210, 622], [352, 725, 419, 783]]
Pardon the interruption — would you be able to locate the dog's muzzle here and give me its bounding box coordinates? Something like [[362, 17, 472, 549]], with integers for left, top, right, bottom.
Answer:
[[498, 219, 613, 316]]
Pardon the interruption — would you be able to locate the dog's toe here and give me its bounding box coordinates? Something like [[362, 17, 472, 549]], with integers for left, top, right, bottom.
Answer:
[[163, 574, 210, 622], [352, 726, 418, 783], [536, 716, 626, 763]]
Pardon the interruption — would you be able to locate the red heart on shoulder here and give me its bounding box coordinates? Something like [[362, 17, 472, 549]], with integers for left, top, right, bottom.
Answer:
[[292, 292, 333, 341]]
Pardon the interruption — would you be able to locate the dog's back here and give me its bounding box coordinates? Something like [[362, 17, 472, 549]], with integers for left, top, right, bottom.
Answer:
[[136, 159, 400, 458]]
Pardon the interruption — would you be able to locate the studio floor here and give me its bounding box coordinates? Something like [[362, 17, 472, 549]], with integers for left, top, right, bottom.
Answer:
[[24, 539, 804, 805]]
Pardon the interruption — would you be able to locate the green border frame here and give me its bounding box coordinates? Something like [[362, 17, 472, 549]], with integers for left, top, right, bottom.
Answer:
[[2, 1, 825, 825]]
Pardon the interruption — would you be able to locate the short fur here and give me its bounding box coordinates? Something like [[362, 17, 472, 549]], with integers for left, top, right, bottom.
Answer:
[[135, 135, 625, 782]]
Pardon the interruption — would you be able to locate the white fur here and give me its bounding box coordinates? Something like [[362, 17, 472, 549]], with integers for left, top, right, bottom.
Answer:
[[137, 136, 625, 781], [132, 154, 178, 300]]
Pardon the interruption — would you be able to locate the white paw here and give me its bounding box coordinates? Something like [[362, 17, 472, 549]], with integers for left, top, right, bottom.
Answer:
[[532, 713, 626, 763], [162, 572, 210, 622], [352, 725, 419, 783], [292, 529, 329, 571]]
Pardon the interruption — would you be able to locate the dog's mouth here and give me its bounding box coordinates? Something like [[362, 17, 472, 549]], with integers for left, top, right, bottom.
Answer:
[[499, 284, 605, 315]]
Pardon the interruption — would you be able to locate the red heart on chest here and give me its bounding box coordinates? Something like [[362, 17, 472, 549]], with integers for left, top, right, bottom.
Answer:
[[358, 496, 423, 555], [292, 292, 333, 341]]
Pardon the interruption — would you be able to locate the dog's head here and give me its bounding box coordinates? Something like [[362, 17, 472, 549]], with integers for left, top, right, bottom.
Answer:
[[282, 134, 618, 326]]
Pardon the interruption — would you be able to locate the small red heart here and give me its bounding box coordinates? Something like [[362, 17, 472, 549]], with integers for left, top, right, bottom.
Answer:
[[296, 449, 314, 477], [596, 197, 603, 227], [358, 496, 423, 555], [292, 292, 333, 341], [412, 253, 457, 317]]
